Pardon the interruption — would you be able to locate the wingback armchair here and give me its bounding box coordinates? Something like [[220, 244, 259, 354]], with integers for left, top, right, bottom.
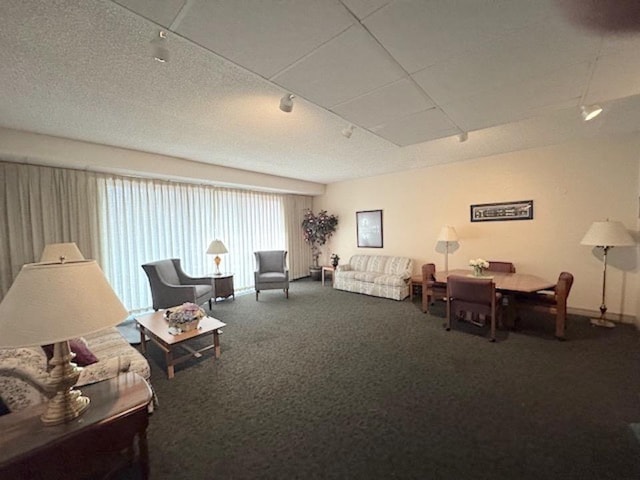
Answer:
[[142, 259, 214, 311], [254, 250, 289, 300]]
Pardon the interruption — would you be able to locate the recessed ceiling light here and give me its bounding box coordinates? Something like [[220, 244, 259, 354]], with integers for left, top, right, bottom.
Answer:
[[581, 104, 603, 121], [342, 125, 354, 138], [458, 132, 468, 142]]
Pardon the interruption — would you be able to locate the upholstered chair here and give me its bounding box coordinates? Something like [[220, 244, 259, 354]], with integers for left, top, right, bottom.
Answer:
[[445, 276, 501, 342], [141, 259, 214, 311], [487, 261, 516, 273], [421, 263, 447, 314], [515, 272, 574, 340], [254, 250, 289, 300]]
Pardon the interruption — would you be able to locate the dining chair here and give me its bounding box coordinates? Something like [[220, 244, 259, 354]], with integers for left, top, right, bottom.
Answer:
[[445, 275, 501, 342], [515, 272, 574, 340], [254, 250, 289, 300], [487, 261, 516, 273], [421, 263, 447, 313]]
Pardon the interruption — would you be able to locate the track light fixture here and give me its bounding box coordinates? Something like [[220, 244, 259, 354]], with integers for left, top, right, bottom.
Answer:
[[279, 93, 294, 113], [342, 125, 354, 138], [581, 104, 603, 121], [152, 30, 169, 63]]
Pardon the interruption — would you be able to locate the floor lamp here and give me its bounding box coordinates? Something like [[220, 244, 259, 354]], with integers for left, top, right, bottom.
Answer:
[[437, 225, 459, 273], [580, 220, 635, 328]]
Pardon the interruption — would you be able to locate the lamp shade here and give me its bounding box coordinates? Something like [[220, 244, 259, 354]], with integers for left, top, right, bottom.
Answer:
[[437, 226, 459, 242], [206, 240, 228, 255], [580, 220, 634, 247], [39, 242, 85, 262], [0, 261, 128, 347]]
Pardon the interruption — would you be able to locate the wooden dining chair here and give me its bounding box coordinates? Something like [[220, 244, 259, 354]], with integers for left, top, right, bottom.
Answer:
[[515, 272, 574, 340], [445, 276, 501, 342], [487, 261, 516, 273], [421, 263, 447, 313]]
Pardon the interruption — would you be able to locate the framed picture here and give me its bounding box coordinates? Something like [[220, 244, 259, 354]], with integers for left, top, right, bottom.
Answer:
[[356, 210, 383, 248], [470, 200, 534, 222]]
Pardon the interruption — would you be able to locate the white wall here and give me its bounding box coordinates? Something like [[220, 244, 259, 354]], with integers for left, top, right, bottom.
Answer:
[[315, 135, 640, 322], [0, 127, 324, 195]]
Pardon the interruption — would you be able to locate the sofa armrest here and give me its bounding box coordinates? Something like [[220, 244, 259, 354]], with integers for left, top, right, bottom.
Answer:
[[0, 347, 50, 412]]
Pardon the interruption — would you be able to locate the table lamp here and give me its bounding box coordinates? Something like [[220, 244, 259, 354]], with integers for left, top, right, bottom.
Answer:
[[206, 239, 228, 275], [437, 225, 459, 273], [0, 259, 128, 425], [580, 219, 635, 328], [39, 242, 85, 262]]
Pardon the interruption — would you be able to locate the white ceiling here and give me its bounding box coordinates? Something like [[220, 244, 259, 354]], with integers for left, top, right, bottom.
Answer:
[[1, 0, 640, 185]]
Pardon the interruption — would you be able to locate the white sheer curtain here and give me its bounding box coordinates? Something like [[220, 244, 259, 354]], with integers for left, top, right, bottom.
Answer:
[[98, 176, 291, 312]]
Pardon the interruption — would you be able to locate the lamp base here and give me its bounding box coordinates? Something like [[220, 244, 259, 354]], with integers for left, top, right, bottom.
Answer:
[[590, 317, 616, 328], [214, 256, 222, 276]]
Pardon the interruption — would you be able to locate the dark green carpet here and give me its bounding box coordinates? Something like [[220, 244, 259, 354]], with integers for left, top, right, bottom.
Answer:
[[135, 279, 640, 479]]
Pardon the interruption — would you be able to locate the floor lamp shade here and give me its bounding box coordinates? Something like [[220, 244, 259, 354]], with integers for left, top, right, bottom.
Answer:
[[0, 260, 128, 425], [207, 239, 228, 275], [39, 242, 85, 263], [437, 225, 459, 272], [580, 220, 635, 328]]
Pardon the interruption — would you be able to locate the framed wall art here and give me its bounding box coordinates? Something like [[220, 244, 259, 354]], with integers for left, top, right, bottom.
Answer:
[[470, 200, 533, 222], [356, 210, 383, 248]]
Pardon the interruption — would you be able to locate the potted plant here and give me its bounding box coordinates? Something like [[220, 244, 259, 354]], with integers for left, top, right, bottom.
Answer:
[[302, 209, 338, 280]]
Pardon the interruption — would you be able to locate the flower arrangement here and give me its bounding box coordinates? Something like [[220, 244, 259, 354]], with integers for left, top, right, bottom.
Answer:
[[165, 302, 205, 332], [469, 258, 489, 276], [330, 253, 340, 267], [301, 209, 339, 267]]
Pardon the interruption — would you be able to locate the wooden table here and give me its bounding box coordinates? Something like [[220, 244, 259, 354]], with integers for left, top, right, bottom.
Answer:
[[434, 269, 555, 293], [410, 275, 423, 300], [321, 265, 335, 286], [136, 311, 226, 379], [212, 273, 235, 302], [0, 372, 152, 480]]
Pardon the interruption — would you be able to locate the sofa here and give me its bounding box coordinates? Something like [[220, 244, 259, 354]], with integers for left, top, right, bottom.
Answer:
[[334, 255, 413, 301], [0, 327, 151, 413]]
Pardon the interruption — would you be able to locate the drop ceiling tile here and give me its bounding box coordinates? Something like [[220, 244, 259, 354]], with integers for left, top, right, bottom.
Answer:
[[272, 25, 405, 107], [174, 0, 355, 79], [586, 49, 640, 103], [444, 62, 590, 131], [332, 78, 433, 128], [413, 15, 599, 105], [340, 0, 390, 20], [363, 0, 554, 73], [113, 0, 186, 26], [371, 108, 458, 146]]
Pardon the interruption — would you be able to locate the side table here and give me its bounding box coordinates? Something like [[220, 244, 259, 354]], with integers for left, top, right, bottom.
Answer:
[[0, 372, 152, 479], [321, 265, 335, 286], [212, 273, 234, 302], [410, 275, 423, 301]]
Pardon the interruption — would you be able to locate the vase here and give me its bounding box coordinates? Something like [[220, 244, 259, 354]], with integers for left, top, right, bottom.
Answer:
[[331, 260, 339, 268], [473, 266, 484, 277]]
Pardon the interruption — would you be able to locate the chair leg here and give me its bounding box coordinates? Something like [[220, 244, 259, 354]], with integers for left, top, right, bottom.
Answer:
[[285, 288, 289, 299], [208, 299, 213, 310], [555, 308, 567, 340], [255, 290, 259, 301]]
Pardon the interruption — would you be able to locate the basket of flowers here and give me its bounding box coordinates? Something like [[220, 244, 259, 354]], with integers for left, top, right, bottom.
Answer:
[[165, 302, 205, 332]]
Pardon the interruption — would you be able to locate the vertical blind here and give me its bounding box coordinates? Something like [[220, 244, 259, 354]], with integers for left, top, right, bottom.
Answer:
[[1, 161, 313, 312]]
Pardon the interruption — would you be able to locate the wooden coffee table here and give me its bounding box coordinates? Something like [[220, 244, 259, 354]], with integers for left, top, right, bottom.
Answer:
[[135, 311, 226, 379]]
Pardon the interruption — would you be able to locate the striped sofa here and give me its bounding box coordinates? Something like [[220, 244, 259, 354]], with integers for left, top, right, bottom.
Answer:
[[334, 255, 413, 301]]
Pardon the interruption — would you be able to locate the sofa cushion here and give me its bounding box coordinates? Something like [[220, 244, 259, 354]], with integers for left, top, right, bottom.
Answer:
[[366, 256, 388, 273], [374, 274, 407, 287], [354, 271, 381, 283]]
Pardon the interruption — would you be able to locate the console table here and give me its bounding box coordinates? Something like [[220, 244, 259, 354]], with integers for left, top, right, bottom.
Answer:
[[0, 372, 152, 479]]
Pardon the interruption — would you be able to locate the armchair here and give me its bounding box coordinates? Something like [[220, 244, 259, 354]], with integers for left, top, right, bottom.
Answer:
[[254, 250, 289, 300], [445, 276, 501, 342], [141, 259, 214, 311], [487, 261, 516, 273]]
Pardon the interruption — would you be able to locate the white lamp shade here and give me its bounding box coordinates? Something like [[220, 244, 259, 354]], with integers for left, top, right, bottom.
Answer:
[[0, 261, 128, 347], [206, 240, 228, 255], [437, 226, 459, 242], [39, 242, 85, 262], [580, 221, 635, 247]]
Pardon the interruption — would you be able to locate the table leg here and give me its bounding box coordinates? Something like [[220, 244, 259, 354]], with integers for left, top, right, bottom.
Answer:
[[166, 349, 174, 379], [322, 268, 326, 286], [213, 331, 221, 358], [138, 428, 150, 480], [139, 326, 147, 354]]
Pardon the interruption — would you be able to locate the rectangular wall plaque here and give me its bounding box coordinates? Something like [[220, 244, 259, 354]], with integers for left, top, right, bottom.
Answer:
[[470, 200, 533, 222]]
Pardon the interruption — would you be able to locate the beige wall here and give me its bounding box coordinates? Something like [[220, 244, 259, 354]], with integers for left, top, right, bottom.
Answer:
[[315, 135, 640, 322]]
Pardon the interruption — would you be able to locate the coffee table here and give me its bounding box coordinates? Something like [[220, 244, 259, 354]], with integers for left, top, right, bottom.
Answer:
[[135, 311, 226, 379]]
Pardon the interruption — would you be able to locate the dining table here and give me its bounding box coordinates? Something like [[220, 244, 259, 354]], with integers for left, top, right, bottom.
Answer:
[[434, 269, 556, 293]]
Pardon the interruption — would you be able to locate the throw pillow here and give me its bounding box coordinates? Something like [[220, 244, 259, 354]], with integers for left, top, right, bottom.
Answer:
[[41, 338, 98, 367]]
